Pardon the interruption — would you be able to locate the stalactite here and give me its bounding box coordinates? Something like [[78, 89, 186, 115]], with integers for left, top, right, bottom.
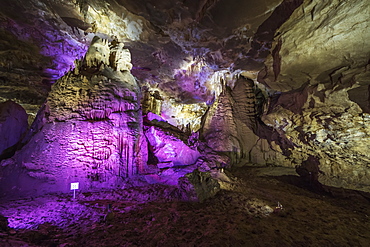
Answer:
[[118, 133, 125, 156], [125, 142, 129, 177]]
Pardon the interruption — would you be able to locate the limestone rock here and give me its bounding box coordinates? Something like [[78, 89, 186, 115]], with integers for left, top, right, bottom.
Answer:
[[0, 37, 147, 197], [144, 164, 199, 186], [178, 169, 220, 202], [142, 61, 217, 132], [201, 75, 270, 165], [261, 88, 370, 192], [146, 112, 165, 122], [145, 126, 200, 167], [253, 0, 370, 193], [202, 89, 240, 154], [259, 0, 370, 92], [295, 155, 321, 187], [85, 37, 133, 72], [0, 0, 368, 196], [0, 101, 28, 158]]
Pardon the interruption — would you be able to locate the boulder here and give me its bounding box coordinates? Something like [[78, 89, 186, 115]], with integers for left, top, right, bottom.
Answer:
[[178, 169, 220, 202], [145, 126, 200, 167]]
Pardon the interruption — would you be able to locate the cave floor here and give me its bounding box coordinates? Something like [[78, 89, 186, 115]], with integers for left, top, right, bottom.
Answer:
[[1, 166, 369, 247]]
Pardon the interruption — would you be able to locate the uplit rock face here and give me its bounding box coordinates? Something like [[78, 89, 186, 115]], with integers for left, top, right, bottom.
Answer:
[[259, 0, 370, 92], [256, 0, 370, 191], [202, 75, 279, 166], [140, 113, 203, 186], [0, 0, 287, 122], [262, 89, 370, 191], [145, 126, 200, 167], [0, 0, 152, 119], [142, 86, 209, 132], [0, 0, 88, 116], [0, 37, 147, 196], [0, 101, 28, 158], [142, 59, 225, 132], [202, 88, 242, 163]]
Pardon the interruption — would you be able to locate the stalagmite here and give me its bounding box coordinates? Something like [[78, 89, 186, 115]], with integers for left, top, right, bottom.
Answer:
[[0, 37, 147, 197]]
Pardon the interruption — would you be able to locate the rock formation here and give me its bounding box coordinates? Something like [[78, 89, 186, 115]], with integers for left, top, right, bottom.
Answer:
[[179, 169, 221, 202], [0, 37, 147, 197], [257, 0, 370, 191], [261, 88, 370, 191], [0, 0, 369, 197], [0, 101, 28, 159]]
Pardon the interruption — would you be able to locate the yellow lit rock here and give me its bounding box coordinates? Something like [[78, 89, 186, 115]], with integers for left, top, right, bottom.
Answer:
[[261, 0, 370, 92]]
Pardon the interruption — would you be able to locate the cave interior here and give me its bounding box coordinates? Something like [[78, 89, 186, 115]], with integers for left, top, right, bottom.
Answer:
[[0, 0, 369, 246]]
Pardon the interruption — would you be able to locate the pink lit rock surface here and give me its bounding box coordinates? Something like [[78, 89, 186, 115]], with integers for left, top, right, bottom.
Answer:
[[145, 126, 200, 166], [146, 112, 166, 122], [0, 38, 148, 197]]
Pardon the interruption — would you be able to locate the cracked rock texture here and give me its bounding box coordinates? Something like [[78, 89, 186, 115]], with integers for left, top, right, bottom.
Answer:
[[257, 0, 370, 191], [0, 37, 147, 197], [259, 0, 370, 93], [262, 88, 370, 191]]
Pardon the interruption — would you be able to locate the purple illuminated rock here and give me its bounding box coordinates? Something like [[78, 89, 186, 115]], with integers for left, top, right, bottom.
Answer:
[[157, 162, 175, 169], [144, 164, 198, 186], [0, 101, 28, 158], [145, 126, 200, 167], [0, 37, 148, 197], [146, 112, 166, 122]]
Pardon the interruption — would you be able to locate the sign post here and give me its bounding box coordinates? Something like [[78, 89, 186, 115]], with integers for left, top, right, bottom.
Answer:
[[70, 182, 79, 199]]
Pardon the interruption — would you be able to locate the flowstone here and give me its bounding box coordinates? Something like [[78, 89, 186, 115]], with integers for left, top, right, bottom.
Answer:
[[0, 37, 147, 197]]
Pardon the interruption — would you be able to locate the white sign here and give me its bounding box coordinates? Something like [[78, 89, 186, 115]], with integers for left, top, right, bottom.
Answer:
[[70, 182, 79, 190]]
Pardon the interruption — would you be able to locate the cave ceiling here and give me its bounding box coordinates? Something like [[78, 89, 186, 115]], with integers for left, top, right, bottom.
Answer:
[[0, 0, 292, 112], [0, 0, 368, 111]]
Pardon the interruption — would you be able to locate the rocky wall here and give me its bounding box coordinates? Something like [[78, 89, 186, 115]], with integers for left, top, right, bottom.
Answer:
[[256, 0, 370, 192], [262, 88, 370, 192], [201, 74, 278, 166]]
